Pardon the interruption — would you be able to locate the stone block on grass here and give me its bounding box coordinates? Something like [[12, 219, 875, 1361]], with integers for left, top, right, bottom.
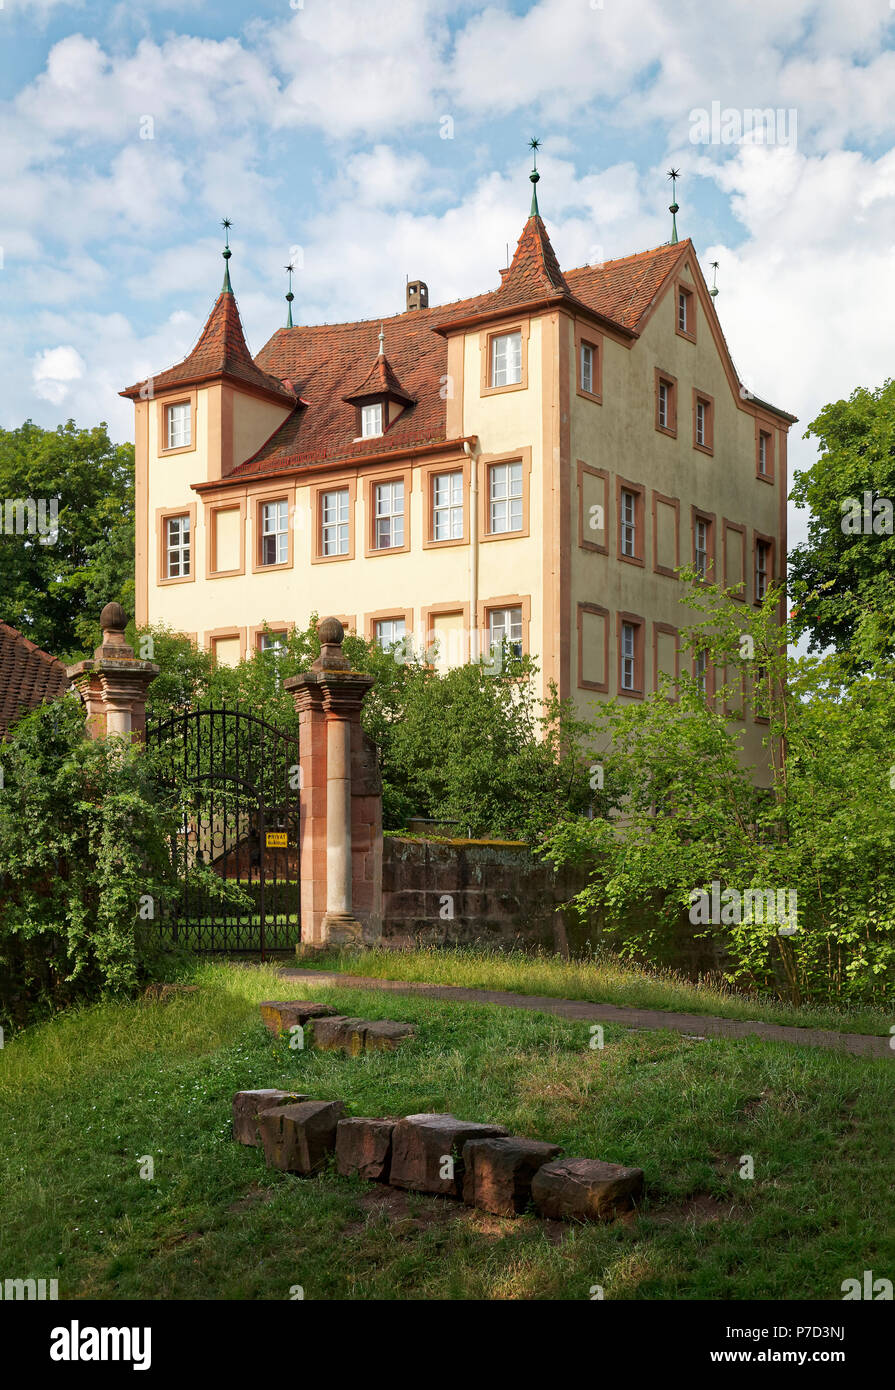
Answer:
[[530, 1158, 644, 1222], [257, 1100, 346, 1174], [259, 1000, 339, 1037], [389, 1114, 509, 1197], [461, 1135, 563, 1216], [362, 1019, 417, 1052], [232, 1090, 310, 1146], [335, 1117, 396, 1182], [308, 1016, 368, 1055]]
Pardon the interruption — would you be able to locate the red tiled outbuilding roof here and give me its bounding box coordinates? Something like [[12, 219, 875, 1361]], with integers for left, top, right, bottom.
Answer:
[[0, 622, 69, 738]]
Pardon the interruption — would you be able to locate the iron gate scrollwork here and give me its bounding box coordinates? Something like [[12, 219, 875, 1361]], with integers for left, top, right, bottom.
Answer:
[[145, 703, 301, 955]]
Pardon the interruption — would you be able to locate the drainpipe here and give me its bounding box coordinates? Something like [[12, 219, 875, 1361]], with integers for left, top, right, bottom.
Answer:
[[465, 439, 480, 662]]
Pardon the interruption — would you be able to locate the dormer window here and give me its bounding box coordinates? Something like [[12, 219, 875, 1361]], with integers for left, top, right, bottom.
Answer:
[[361, 402, 383, 438]]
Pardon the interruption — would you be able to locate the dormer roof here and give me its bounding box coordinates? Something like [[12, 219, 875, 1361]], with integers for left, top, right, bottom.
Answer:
[[342, 348, 416, 406]]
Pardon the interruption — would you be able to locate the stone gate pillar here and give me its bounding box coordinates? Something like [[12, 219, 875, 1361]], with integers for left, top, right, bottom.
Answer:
[[285, 617, 383, 949], [67, 602, 159, 740]]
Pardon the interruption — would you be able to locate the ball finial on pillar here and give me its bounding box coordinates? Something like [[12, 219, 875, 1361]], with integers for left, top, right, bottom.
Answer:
[[314, 616, 350, 671]]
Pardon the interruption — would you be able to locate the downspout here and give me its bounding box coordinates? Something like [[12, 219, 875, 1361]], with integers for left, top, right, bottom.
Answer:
[[464, 439, 479, 662]]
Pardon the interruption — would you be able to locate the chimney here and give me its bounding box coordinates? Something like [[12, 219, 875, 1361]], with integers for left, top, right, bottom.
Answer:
[[406, 279, 428, 311]]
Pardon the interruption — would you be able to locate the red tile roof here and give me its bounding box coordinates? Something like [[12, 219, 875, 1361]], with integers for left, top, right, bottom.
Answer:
[[121, 290, 294, 403], [231, 232, 690, 480], [0, 622, 69, 738]]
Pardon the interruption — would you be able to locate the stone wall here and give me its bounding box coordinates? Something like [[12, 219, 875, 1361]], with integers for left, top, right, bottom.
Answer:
[[381, 836, 728, 977]]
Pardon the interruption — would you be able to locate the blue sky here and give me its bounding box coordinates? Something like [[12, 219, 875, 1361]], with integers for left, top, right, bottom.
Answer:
[[2, 0, 895, 555]]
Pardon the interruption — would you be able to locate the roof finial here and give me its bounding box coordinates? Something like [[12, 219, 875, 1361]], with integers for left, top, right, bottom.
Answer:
[[709, 260, 719, 299], [666, 170, 680, 244], [378, 322, 385, 357], [285, 262, 295, 327], [529, 137, 541, 217], [221, 217, 233, 292]]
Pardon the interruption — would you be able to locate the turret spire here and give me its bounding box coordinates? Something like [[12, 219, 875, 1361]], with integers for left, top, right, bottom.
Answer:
[[221, 217, 233, 292], [666, 170, 680, 244], [709, 260, 720, 299], [529, 137, 541, 217], [285, 262, 295, 327], [378, 322, 385, 356]]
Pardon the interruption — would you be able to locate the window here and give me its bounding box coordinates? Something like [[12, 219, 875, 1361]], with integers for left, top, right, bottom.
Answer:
[[490, 331, 522, 388], [362, 402, 383, 439], [696, 400, 706, 445], [488, 462, 523, 534], [756, 539, 771, 601], [166, 402, 191, 450], [678, 290, 689, 334], [432, 470, 464, 541], [375, 617, 407, 652], [758, 431, 770, 475], [655, 371, 677, 434], [621, 489, 637, 558], [659, 381, 671, 428], [694, 518, 708, 577], [165, 514, 190, 578], [488, 606, 523, 659], [374, 480, 404, 550], [260, 499, 288, 566], [621, 621, 637, 691], [580, 343, 594, 394], [321, 488, 349, 557], [259, 632, 286, 655], [675, 283, 695, 340]]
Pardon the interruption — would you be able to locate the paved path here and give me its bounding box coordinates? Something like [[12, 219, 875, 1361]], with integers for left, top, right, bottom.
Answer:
[[280, 969, 891, 1059]]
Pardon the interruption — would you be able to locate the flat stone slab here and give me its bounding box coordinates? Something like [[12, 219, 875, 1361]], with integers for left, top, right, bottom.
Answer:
[[259, 1001, 339, 1036], [335, 1117, 397, 1182], [257, 1099, 346, 1174], [232, 1090, 310, 1146], [389, 1113, 509, 1196], [462, 1135, 563, 1216], [531, 1158, 644, 1222], [309, 1015, 417, 1055]]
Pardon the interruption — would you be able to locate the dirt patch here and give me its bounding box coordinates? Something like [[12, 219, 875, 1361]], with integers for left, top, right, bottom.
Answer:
[[649, 1193, 744, 1226], [343, 1184, 461, 1238], [227, 1183, 277, 1215]]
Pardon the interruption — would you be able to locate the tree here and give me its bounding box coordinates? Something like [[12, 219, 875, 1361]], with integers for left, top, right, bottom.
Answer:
[[0, 420, 134, 660], [790, 379, 895, 665], [542, 580, 895, 1006]]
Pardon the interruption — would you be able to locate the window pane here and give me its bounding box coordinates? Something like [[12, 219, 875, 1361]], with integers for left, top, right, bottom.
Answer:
[[491, 332, 522, 387], [362, 403, 383, 438], [322, 489, 350, 555], [433, 470, 463, 540]]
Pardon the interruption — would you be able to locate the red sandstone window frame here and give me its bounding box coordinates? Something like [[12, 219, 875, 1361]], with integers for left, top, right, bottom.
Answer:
[[577, 601, 610, 693], [753, 532, 775, 605], [693, 389, 714, 455], [156, 503, 197, 585], [655, 368, 678, 437], [674, 281, 697, 343], [157, 390, 197, 457], [617, 611, 645, 698], [722, 518, 746, 601], [574, 323, 603, 404], [652, 621, 679, 698], [651, 490, 680, 578], [756, 423, 776, 483], [691, 505, 717, 582], [311, 477, 357, 564], [616, 476, 646, 568], [479, 320, 530, 397], [577, 461, 609, 554]]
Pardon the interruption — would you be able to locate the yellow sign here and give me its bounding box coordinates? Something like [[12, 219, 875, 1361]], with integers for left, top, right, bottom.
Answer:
[[265, 831, 288, 848]]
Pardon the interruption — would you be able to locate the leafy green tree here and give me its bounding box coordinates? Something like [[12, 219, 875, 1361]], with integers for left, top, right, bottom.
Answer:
[[542, 580, 895, 1006], [790, 379, 895, 664], [0, 420, 134, 659]]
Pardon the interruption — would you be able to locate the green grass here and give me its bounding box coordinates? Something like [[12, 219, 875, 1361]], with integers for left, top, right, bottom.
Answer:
[[298, 945, 892, 1036], [1, 961, 892, 1301]]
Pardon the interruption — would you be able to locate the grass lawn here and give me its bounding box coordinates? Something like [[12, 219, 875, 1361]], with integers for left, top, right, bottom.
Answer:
[[1, 960, 891, 1301], [300, 944, 893, 1036]]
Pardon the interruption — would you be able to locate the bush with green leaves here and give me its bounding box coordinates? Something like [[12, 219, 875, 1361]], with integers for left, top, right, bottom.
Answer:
[[0, 697, 244, 1032], [542, 580, 895, 1006]]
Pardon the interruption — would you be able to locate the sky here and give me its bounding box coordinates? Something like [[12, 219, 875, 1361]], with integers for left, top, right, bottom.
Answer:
[[1, 0, 895, 555]]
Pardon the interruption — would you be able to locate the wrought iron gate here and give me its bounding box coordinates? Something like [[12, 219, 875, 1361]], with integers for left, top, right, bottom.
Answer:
[[145, 703, 301, 955]]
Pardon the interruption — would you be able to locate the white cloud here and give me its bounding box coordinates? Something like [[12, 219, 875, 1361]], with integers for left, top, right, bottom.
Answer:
[[32, 345, 86, 404]]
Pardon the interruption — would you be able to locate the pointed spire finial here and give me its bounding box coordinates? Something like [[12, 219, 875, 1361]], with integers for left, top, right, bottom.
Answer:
[[284, 262, 295, 327], [221, 217, 233, 292], [709, 260, 720, 300], [378, 322, 385, 357], [529, 137, 541, 217], [666, 170, 680, 244]]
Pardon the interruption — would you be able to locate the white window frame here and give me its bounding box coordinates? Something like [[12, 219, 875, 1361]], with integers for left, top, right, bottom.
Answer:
[[432, 470, 464, 541], [678, 289, 689, 334], [375, 617, 407, 652], [756, 541, 770, 601], [166, 402, 191, 450], [580, 342, 594, 394], [695, 518, 708, 577], [490, 331, 522, 388], [488, 605, 523, 660], [361, 402, 383, 439], [260, 499, 289, 567], [374, 479, 404, 550], [259, 632, 286, 655], [321, 488, 350, 557], [696, 400, 706, 447], [658, 380, 670, 429], [488, 461, 523, 535], [165, 514, 190, 578], [621, 489, 637, 558], [621, 622, 636, 691], [758, 431, 769, 475]]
